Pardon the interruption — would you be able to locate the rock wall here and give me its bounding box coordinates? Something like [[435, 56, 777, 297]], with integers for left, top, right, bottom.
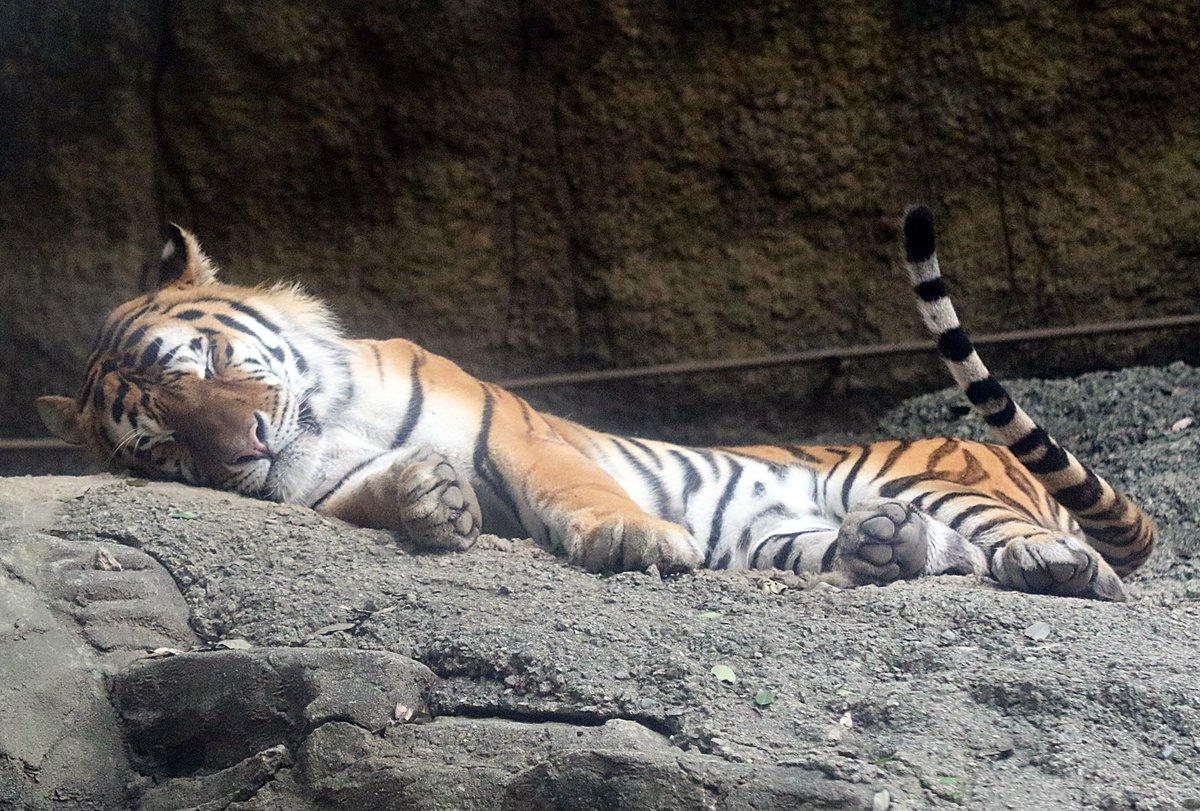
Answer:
[[3, 1, 1199, 441]]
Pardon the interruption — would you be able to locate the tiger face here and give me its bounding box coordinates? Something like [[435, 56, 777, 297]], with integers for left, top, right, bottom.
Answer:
[[36, 225, 341, 501]]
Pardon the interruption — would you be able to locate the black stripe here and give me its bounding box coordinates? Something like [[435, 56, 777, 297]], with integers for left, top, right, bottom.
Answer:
[[983, 398, 1017, 427], [819, 540, 839, 572], [1052, 472, 1103, 512], [391, 354, 426, 447], [613, 440, 669, 518], [770, 537, 796, 571], [227, 300, 282, 333], [839, 447, 870, 511], [369, 344, 384, 380], [714, 550, 732, 569], [102, 304, 153, 351], [1023, 443, 1070, 474], [913, 278, 947, 302], [212, 313, 286, 362], [516, 398, 536, 434], [820, 447, 852, 508], [705, 462, 743, 557], [139, 338, 163, 367], [1009, 427, 1050, 457], [122, 324, 149, 350], [785, 445, 820, 464], [310, 453, 389, 509], [473, 386, 523, 524], [937, 328, 973, 363], [870, 440, 912, 483], [948, 503, 994, 532], [879, 473, 934, 500], [176, 309, 205, 321], [903, 205, 936, 262], [111, 381, 129, 423], [668, 450, 704, 514], [924, 490, 972, 516], [969, 516, 1025, 537], [626, 438, 664, 469], [965, 376, 1007, 406]]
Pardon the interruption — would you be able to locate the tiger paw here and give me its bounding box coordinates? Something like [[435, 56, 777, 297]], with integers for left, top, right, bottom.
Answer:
[[835, 499, 928, 584], [567, 513, 701, 574], [395, 452, 481, 552], [991, 535, 1125, 601]]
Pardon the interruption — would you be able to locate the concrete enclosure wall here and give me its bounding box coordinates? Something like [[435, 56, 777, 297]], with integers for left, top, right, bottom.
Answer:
[[2, 1, 1198, 442]]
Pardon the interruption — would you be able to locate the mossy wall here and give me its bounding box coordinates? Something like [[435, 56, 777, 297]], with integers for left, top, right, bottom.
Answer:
[[3, 1, 1198, 442]]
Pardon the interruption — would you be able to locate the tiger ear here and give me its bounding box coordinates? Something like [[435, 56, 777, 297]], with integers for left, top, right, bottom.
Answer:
[[157, 223, 219, 288], [36, 396, 85, 445]]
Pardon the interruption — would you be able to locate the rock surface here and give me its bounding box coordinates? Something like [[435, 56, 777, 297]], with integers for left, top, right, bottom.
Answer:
[[3, 2, 1199, 442], [0, 364, 1199, 808]]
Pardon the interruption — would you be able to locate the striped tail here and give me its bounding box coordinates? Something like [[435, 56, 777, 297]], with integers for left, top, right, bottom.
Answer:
[[901, 205, 1156, 576]]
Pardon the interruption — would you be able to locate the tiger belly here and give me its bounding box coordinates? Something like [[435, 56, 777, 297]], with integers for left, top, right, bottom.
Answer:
[[575, 437, 831, 570]]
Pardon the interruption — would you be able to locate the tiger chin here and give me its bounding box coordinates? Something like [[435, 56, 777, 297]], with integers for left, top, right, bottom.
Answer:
[[37, 210, 1155, 601]]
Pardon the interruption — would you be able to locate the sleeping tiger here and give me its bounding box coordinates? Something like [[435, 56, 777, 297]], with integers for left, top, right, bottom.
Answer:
[[36, 206, 1155, 601]]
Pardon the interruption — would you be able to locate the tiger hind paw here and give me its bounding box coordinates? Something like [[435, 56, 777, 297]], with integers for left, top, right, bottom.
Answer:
[[991, 535, 1125, 601]]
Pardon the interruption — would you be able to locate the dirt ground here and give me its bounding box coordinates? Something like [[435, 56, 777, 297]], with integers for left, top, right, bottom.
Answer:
[[2, 363, 1199, 808]]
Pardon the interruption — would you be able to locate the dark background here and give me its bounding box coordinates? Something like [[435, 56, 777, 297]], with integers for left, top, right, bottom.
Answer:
[[3, 1, 1198, 457]]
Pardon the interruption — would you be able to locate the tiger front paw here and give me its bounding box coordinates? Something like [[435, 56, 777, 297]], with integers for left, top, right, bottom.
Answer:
[[566, 513, 701, 574], [395, 452, 482, 552], [835, 499, 929, 585]]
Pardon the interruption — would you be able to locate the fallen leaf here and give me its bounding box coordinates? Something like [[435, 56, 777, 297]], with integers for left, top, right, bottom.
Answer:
[[754, 689, 775, 707], [696, 611, 724, 621], [710, 664, 737, 684], [169, 510, 200, 520], [392, 703, 414, 723], [1170, 417, 1194, 433], [758, 579, 787, 594], [93, 547, 123, 571]]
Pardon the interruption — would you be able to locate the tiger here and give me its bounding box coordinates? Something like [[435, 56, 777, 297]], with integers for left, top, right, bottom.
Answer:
[[36, 206, 1155, 601]]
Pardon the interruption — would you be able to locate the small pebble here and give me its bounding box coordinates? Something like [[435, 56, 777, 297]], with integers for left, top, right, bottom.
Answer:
[[1023, 621, 1051, 642], [940, 630, 958, 643], [873, 789, 891, 811]]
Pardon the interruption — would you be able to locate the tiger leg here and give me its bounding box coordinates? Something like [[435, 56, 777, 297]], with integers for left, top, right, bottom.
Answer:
[[481, 389, 702, 573], [988, 533, 1124, 601], [747, 501, 984, 583], [316, 447, 481, 552], [913, 488, 1125, 601]]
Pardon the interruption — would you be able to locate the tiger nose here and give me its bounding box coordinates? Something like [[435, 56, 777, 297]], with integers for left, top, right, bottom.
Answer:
[[231, 413, 272, 464]]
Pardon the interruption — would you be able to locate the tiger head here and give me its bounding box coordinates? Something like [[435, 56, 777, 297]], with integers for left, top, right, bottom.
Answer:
[[37, 225, 348, 502]]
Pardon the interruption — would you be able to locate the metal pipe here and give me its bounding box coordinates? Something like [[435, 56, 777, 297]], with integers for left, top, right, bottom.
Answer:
[[498, 313, 1200, 390], [4, 312, 1198, 453]]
